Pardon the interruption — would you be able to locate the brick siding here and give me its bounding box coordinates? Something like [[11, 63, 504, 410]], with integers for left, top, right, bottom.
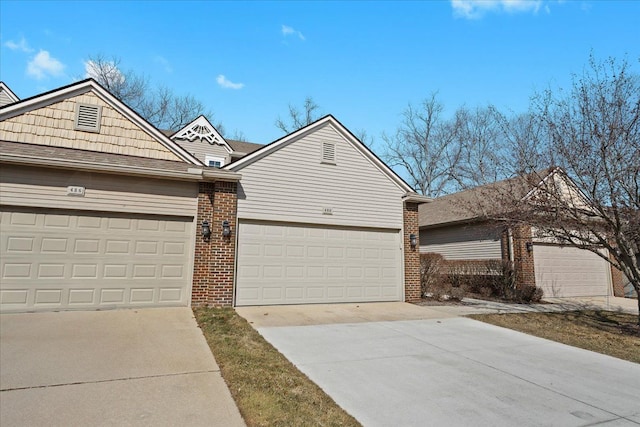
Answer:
[[191, 181, 238, 307], [512, 225, 536, 288], [404, 202, 421, 302], [609, 251, 626, 297]]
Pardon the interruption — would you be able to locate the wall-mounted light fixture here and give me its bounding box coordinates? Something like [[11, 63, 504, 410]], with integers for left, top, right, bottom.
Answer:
[[222, 220, 231, 238], [409, 233, 417, 249], [202, 220, 212, 241], [526, 242, 533, 253]]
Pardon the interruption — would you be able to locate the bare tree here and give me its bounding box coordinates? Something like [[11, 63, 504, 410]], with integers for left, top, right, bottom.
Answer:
[[382, 93, 461, 197], [496, 55, 640, 321], [495, 111, 551, 176], [275, 96, 321, 133], [353, 128, 374, 147], [453, 105, 506, 188], [85, 54, 217, 132]]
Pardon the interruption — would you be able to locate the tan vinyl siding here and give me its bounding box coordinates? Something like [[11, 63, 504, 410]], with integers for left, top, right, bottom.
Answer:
[[0, 164, 197, 217], [0, 91, 181, 161], [236, 123, 404, 229], [420, 224, 502, 260], [174, 138, 230, 165]]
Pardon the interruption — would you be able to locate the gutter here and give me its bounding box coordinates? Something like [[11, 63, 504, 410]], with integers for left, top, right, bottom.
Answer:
[[0, 152, 242, 182], [403, 192, 432, 204]]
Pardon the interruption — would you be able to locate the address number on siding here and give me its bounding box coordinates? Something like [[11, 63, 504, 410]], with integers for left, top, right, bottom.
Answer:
[[67, 186, 86, 196]]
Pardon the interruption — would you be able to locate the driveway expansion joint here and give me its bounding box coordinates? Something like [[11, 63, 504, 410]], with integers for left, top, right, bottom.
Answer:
[[0, 369, 220, 392]]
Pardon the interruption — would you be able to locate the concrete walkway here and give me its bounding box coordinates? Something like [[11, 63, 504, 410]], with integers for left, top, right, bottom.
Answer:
[[0, 308, 245, 427]]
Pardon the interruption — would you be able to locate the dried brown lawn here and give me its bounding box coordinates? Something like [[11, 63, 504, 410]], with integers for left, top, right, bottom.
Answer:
[[470, 310, 640, 363], [194, 307, 360, 427]]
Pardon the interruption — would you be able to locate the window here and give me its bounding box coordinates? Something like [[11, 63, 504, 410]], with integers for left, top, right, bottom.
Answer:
[[321, 142, 336, 164], [74, 103, 102, 133], [205, 155, 225, 168]]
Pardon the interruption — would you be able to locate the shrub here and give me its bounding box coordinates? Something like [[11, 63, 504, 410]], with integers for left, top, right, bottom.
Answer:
[[420, 253, 468, 301], [438, 258, 543, 304], [512, 286, 544, 303], [420, 253, 446, 298]]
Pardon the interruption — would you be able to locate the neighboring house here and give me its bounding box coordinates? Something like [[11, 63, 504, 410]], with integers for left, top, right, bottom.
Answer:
[[419, 170, 626, 298], [0, 79, 428, 313]]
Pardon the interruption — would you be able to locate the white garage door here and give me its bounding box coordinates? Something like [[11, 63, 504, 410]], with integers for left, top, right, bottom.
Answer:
[[236, 221, 402, 306], [533, 244, 612, 298], [0, 207, 193, 312]]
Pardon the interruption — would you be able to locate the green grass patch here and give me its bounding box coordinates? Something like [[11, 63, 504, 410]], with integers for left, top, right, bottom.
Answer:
[[470, 310, 640, 363], [194, 307, 361, 427]]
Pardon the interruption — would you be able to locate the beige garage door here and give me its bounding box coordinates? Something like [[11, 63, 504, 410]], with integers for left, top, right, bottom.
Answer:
[[0, 207, 193, 312], [533, 244, 612, 298], [236, 221, 403, 306]]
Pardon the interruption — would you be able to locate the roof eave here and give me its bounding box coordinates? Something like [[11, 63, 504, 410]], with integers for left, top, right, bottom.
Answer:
[[0, 152, 241, 182], [403, 193, 432, 204]]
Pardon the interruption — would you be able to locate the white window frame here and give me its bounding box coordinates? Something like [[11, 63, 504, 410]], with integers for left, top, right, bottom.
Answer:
[[205, 155, 226, 168]]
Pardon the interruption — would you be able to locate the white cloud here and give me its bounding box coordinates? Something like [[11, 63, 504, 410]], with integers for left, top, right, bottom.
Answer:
[[281, 24, 305, 41], [84, 59, 125, 84], [154, 55, 173, 73], [4, 36, 33, 53], [26, 50, 65, 80], [451, 0, 544, 19], [216, 74, 244, 90]]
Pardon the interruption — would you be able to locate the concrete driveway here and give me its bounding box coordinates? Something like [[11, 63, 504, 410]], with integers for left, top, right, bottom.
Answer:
[[0, 308, 244, 427], [240, 303, 640, 427]]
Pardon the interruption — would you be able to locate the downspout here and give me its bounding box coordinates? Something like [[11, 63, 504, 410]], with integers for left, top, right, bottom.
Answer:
[[507, 227, 515, 267]]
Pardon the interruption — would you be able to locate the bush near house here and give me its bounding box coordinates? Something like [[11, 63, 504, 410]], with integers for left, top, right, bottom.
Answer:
[[420, 253, 544, 303]]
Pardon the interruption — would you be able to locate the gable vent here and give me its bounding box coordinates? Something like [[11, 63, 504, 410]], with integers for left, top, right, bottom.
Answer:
[[75, 103, 102, 133], [321, 142, 336, 164]]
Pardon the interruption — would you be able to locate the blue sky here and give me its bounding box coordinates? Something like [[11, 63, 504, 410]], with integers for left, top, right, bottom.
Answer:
[[1, 0, 638, 155]]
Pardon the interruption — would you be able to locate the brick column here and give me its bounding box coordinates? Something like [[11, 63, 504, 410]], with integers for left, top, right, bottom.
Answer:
[[609, 252, 625, 297], [191, 181, 238, 307], [511, 225, 536, 288], [403, 202, 421, 302], [500, 227, 511, 264]]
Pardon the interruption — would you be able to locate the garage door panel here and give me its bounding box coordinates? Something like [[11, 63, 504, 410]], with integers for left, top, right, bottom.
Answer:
[[236, 221, 402, 306], [1, 208, 192, 312], [533, 244, 611, 298]]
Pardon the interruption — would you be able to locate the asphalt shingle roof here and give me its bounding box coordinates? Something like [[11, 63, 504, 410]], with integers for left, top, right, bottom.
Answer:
[[419, 169, 554, 228]]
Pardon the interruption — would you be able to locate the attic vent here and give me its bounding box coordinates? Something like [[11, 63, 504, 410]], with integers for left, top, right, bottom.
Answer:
[[321, 142, 336, 164], [75, 103, 102, 133]]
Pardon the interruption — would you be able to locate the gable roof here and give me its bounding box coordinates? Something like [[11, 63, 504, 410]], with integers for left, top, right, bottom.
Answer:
[[227, 139, 263, 156], [0, 82, 20, 106], [0, 79, 202, 165], [225, 114, 415, 193], [170, 115, 232, 153], [419, 168, 557, 228]]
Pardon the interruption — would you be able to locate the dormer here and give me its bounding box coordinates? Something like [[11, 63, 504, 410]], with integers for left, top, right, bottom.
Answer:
[[170, 115, 232, 167]]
